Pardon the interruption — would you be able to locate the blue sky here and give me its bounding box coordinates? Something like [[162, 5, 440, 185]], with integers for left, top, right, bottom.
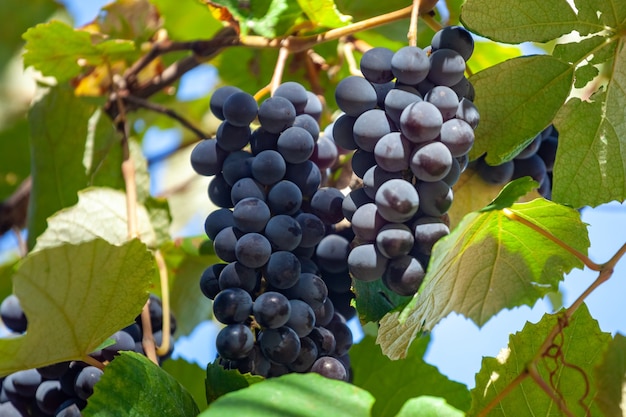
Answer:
[[20, 0, 626, 388]]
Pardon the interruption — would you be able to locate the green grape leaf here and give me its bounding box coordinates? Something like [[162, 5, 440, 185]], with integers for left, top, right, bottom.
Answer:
[[162, 358, 209, 410], [0, 119, 30, 200], [351, 335, 471, 416], [468, 41, 523, 73], [468, 304, 611, 416], [26, 85, 98, 249], [297, 0, 352, 28], [150, 0, 222, 40], [0, 260, 18, 305], [209, 0, 303, 37], [469, 55, 574, 165], [480, 177, 538, 212], [199, 373, 374, 417], [353, 278, 411, 323], [594, 333, 626, 417], [461, 0, 603, 43], [552, 43, 626, 208], [97, 0, 161, 43], [83, 352, 199, 417], [159, 238, 220, 338], [23, 20, 135, 82], [0, 239, 153, 376], [395, 396, 465, 417], [86, 108, 125, 191], [144, 196, 172, 248], [205, 363, 264, 404], [552, 36, 608, 64], [573, 64, 599, 88], [33, 187, 158, 251], [334, 0, 409, 21], [377, 194, 589, 360]]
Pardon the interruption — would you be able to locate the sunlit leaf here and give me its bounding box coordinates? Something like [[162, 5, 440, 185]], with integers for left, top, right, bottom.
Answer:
[[150, 0, 223, 40], [353, 278, 411, 323], [396, 396, 465, 417], [468, 304, 611, 416], [297, 0, 352, 28], [594, 333, 626, 417], [378, 182, 589, 359], [351, 335, 471, 416], [208, 0, 303, 37], [0, 239, 153, 376], [83, 352, 199, 417], [469, 55, 574, 165]]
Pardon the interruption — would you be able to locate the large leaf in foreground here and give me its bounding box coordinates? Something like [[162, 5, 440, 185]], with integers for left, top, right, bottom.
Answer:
[[0, 239, 153, 375], [396, 396, 464, 417], [351, 335, 470, 416], [594, 333, 626, 417], [377, 180, 589, 359], [83, 352, 199, 417], [469, 55, 573, 165], [552, 42, 626, 208], [162, 358, 209, 410], [199, 373, 374, 417], [468, 304, 610, 416], [205, 363, 264, 405]]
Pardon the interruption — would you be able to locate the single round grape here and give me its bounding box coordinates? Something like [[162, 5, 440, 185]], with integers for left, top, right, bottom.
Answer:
[[512, 154, 547, 184], [413, 216, 450, 255], [383, 255, 425, 296], [253, 291, 291, 329], [264, 214, 302, 251], [400, 101, 443, 143], [417, 180, 453, 216], [515, 135, 542, 159], [258, 326, 301, 364], [372, 81, 395, 108], [235, 232, 272, 268], [303, 91, 323, 121], [308, 327, 336, 356], [208, 174, 234, 208], [428, 48, 466, 87], [310, 187, 345, 224], [267, 180, 302, 215], [288, 336, 318, 372], [284, 160, 321, 198], [384, 88, 422, 126], [295, 213, 326, 248], [274, 81, 309, 113], [190, 139, 227, 176], [216, 121, 251, 152], [450, 76, 470, 100], [277, 126, 315, 164], [313, 297, 335, 327], [36, 380, 68, 415], [210, 85, 242, 120], [351, 202, 387, 242], [351, 149, 377, 179], [348, 243, 388, 282], [250, 128, 279, 155], [204, 208, 234, 241], [285, 273, 328, 309], [315, 234, 350, 273], [342, 187, 373, 222], [310, 136, 338, 170], [102, 330, 136, 361], [360, 47, 395, 83], [476, 157, 514, 185], [74, 366, 103, 400], [218, 262, 258, 293], [439, 118, 475, 157], [332, 114, 358, 150], [264, 251, 301, 289], [285, 299, 316, 337], [431, 25, 474, 61], [222, 150, 253, 186], [442, 156, 462, 186], [325, 318, 353, 356], [391, 46, 430, 85], [231, 178, 266, 206], [376, 223, 414, 259], [293, 113, 320, 140], [375, 179, 420, 223], [233, 197, 271, 233], [362, 165, 402, 199], [456, 98, 480, 129], [353, 109, 395, 152], [335, 76, 378, 117], [538, 135, 558, 171], [11, 369, 41, 397], [258, 96, 296, 133], [251, 150, 286, 185], [199, 263, 226, 300], [374, 131, 412, 172], [216, 324, 255, 360], [410, 141, 453, 182], [222, 91, 258, 127], [425, 85, 460, 121], [0, 294, 27, 333]]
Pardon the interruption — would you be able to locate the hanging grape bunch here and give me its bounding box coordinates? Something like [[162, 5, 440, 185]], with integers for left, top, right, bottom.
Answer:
[[337, 25, 479, 296], [474, 124, 559, 199], [193, 82, 355, 381]]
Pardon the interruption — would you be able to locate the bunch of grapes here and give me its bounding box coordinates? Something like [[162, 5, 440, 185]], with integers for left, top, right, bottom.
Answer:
[[474, 124, 559, 199], [193, 82, 354, 381], [334, 26, 479, 296], [0, 294, 174, 416]]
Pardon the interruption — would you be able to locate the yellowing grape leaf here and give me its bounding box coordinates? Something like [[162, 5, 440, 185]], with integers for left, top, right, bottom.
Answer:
[[469, 55, 574, 165], [461, 0, 606, 43], [23, 20, 135, 82], [83, 352, 199, 417], [0, 239, 153, 376], [34, 187, 158, 251], [552, 42, 626, 208], [468, 304, 611, 416], [377, 179, 589, 359]]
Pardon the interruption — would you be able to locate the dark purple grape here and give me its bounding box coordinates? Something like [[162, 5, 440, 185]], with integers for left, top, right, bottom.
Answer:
[[216, 324, 255, 360], [335, 76, 377, 117], [222, 91, 258, 127], [360, 47, 394, 83], [264, 251, 301, 289], [258, 326, 301, 364], [213, 288, 253, 324], [391, 46, 430, 85], [235, 232, 272, 268], [190, 139, 227, 176], [258, 96, 296, 133]]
